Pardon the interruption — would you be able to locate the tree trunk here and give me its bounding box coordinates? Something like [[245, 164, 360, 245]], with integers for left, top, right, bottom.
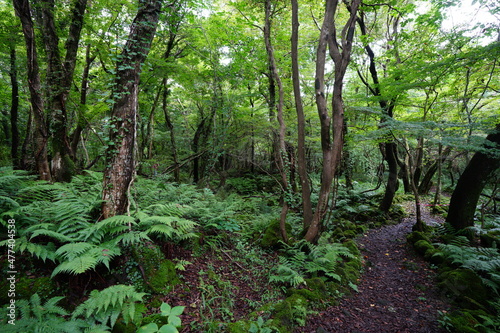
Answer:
[[418, 146, 452, 195], [304, 0, 360, 242], [13, 0, 51, 181], [102, 0, 162, 219], [71, 44, 96, 162], [9, 47, 21, 169], [264, 0, 288, 243], [162, 83, 180, 182], [380, 142, 399, 212], [291, 0, 313, 228], [354, 9, 401, 212], [446, 124, 500, 230], [38, 0, 88, 182]]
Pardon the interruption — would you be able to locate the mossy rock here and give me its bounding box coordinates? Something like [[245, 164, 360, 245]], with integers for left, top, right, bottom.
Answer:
[[260, 219, 291, 249], [406, 231, 430, 245], [131, 242, 180, 293], [286, 287, 321, 302], [388, 204, 406, 220], [414, 240, 434, 255], [304, 277, 328, 294], [424, 248, 445, 265], [480, 233, 498, 248], [438, 269, 489, 309], [149, 259, 180, 293], [342, 239, 361, 256]]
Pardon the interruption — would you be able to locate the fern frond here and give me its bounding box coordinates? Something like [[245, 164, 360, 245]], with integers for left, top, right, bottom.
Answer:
[[144, 203, 187, 217], [51, 255, 99, 277], [55, 242, 95, 261], [114, 231, 150, 246], [0, 195, 20, 210], [72, 285, 146, 328], [94, 215, 137, 231], [270, 265, 306, 287], [29, 229, 75, 242]]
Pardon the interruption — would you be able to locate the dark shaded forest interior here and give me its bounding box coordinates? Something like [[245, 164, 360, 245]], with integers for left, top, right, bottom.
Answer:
[[0, 0, 499, 332]]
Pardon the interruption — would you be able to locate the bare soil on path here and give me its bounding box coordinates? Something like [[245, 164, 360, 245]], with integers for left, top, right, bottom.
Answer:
[[301, 202, 452, 333]]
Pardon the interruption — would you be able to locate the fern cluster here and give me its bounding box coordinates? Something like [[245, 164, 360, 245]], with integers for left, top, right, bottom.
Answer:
[[0, 172, 198, 278], [0, 293, 105, 333], [437, 243, 500, 295], [72, 284, 147, 328], [270, 239, 358, 287]]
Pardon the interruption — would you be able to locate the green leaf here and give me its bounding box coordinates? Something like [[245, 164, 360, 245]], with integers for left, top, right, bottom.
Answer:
[[168, 315, 182, 327], [169, 305, 185, 317], [160, 302, 172, 316], [158, 324, 178, 333], [137, 322, 159, 333]]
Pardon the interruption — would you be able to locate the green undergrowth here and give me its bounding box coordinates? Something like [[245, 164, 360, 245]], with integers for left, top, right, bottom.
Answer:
[[0, 169, 396, 332], [406, 213, 500, 333]]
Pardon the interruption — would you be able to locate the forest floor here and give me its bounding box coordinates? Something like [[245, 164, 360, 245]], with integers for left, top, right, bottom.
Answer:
[[301, 201, 452, 333], [165, 200, 454, 333]]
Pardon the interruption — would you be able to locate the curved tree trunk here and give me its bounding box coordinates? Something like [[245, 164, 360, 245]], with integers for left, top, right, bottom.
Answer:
[[304, 0, 360, 242], [13, 0, 51, 181], [102, 0, 162, 219], [446, 124, 500, 230]]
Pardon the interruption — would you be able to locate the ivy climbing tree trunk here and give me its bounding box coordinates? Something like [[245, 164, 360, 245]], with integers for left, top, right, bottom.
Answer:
[[102, 0, 162, 219], [13, 0, 51, 181], [446, 123, 500, 230], [304, 0, 361, 242]]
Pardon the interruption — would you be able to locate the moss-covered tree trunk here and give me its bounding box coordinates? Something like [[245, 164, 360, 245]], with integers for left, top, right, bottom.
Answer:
[[446, 124, 500, 230]]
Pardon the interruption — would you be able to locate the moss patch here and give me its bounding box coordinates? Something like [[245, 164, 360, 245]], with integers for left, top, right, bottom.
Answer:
[[131, 242, 180, 293], [413, 240, 434, 255], [406, 231, 430, 245], [437, 269, 489, 309], [260, 219, 291, 249]]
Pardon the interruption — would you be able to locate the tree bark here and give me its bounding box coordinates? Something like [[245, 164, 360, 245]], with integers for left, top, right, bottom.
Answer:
[[71, 44, 96, 162], [102, 0, 162, 218], [446, 124, 500, 230], [291, 0, 313, 228], [264, 0, 289, 244], [13, 0, 51, 181], [37, 0, 88, 182], [162, 83, 180, 182], [354, 9, 400, 213], [304, 0, 360, 242], [9, 47, 20, 169], [418, 146, 452, 195]]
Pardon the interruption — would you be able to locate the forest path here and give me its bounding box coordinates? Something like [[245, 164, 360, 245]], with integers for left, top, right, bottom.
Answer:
[[302, 202, 451, 333]]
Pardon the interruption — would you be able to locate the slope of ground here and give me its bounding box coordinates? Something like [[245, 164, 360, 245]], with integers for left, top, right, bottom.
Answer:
[[301, 202, 451, 333]]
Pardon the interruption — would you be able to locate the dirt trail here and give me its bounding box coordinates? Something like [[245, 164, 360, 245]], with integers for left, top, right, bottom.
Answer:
[[302, 203, 451, 333]]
